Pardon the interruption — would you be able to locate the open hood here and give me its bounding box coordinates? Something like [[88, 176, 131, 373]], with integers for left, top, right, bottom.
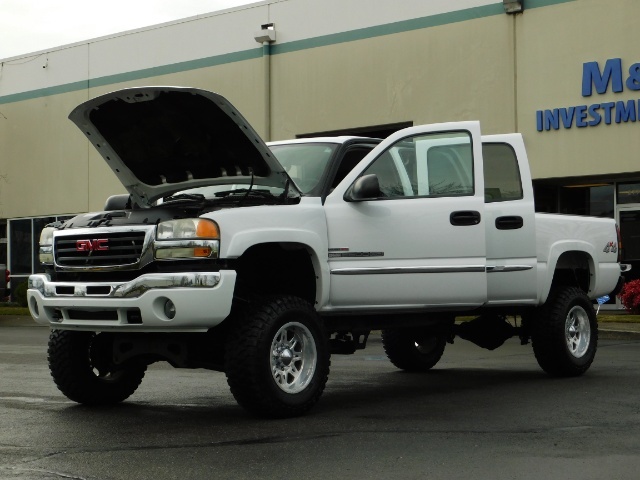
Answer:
[[69, 86, 290, 207]]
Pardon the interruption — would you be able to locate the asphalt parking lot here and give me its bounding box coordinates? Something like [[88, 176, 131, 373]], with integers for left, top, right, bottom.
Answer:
[[2, 322, 640, 480]]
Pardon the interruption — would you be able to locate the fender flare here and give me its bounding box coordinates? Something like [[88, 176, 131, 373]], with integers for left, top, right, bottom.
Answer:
[[539, 241, 596, 304], [223, 229, 329, 307]]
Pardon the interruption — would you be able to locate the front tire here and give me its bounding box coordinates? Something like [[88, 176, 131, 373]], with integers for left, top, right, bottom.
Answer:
[[531, 286, 598, 377], [381, 328, 447, 372], [48, 330, 146, 405], [224, 295, 330, 418]]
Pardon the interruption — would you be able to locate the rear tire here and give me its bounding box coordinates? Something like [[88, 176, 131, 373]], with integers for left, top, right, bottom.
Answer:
[[381, 328, 447, 372], [48, 330, 146, 405], [531, 286, 598, 377], [224, 295, 330, 418]]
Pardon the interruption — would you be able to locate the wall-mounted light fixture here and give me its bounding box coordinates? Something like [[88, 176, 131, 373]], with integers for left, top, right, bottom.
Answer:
[[254, 23, 276, 44], [503, 0, 524, 14]]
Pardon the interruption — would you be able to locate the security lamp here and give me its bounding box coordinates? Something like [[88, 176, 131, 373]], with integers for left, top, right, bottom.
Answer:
[[254, 23, 276, 44], [503, 0, 524, 13]]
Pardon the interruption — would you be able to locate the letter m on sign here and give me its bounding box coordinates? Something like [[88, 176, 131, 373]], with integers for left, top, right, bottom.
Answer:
[[582, 58, 623, 97]]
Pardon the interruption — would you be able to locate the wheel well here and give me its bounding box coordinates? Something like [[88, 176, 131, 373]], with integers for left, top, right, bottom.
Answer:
[[551, 251, 593, 293], [233, 242, 317, 304]]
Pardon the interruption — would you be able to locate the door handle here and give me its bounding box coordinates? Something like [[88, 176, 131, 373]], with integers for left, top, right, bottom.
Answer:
[[450, 210, 481, 226], [495, 216, 523, 230]]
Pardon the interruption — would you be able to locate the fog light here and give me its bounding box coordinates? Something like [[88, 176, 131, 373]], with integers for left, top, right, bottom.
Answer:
[[29, 297, 40, 316], [164, 299, 176, 319]]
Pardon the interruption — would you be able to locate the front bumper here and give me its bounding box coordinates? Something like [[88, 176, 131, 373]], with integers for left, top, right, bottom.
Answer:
[[27, 270, 236, 332]]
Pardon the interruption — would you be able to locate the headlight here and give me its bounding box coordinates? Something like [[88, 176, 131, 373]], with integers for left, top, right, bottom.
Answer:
[[154, 219, 220, 260], [156, 219, 219, 240], [39, 226, 56, 265]]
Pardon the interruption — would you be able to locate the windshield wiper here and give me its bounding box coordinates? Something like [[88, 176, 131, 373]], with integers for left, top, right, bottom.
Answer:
[[214, 189, 274, 198], [163, 193, 206, 204], [213, 188, 282, 207]]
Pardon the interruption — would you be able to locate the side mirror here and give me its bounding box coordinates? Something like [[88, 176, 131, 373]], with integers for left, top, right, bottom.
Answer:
[[344, 174, 382, 201], [104, 194, 132, 211]]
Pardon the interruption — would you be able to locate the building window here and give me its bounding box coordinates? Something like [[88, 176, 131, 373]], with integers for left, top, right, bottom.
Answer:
[[559, 184, 614, 218], [533, 184, 557, 213], [618, 182, 640, 204], [589, 185, 615, 217], [9, 219, 33, 275], [0, 222, 7, 266], [620, 210, 640, 261], [8, 215, 74, 279]]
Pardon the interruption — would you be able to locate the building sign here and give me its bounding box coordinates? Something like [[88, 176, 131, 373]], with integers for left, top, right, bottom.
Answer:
[[536, 58, 640, 131]]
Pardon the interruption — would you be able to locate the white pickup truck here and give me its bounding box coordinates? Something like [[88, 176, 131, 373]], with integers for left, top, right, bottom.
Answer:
[[27, 86, 625, 417]]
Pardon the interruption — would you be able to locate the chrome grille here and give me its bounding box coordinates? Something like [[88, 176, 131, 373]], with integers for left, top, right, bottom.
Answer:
[[55, 231, 146, 268]]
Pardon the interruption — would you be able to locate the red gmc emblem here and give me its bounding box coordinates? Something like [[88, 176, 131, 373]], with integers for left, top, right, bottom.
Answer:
[[76, 239, 109, 252]]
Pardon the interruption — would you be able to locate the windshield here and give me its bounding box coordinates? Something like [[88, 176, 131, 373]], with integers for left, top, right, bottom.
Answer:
[[269, 143, 338, 194], [165, 142, 338, 203]]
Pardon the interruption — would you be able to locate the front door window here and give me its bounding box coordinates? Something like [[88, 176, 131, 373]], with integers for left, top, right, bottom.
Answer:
[[360, 131, 474, 198]]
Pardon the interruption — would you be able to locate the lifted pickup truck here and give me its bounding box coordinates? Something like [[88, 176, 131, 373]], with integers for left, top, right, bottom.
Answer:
[[28, 86, 625, 417]]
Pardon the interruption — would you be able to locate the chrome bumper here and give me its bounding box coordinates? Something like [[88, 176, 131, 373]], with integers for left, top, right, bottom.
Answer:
[[27, 271, 236, 332], [29, 272, 220, 299]]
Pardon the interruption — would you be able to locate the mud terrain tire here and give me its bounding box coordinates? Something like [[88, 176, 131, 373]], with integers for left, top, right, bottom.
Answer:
[[381, 329, 447, 372], [224, 295, 330, 418], [531, 286, 598, 377], [48, 330, 146, 404]]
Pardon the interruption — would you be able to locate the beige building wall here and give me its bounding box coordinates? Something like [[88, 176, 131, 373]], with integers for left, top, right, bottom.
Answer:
[[517, 0, 640, 180], [2, 0, 637, 222], [0, 57, 268, 217], [271, 14, 515, 140], [0, 91, 90, 219]]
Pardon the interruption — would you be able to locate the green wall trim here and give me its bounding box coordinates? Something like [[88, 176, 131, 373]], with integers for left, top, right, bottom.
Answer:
[[0, 49, 262, 105], [270, 0, 575, 55], [527, 0, 575, 8], [0, 80, 89, 104], [270, 4, 504, 55], [0, 0, 575, 105], [88, 48, 262, 89]]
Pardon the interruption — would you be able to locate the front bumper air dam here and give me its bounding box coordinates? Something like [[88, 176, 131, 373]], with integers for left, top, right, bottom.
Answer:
[[27, 271, 236, 331]]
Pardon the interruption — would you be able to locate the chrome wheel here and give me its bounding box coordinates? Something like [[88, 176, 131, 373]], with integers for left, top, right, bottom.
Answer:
[[565, 305, 591, 358], [271, 321, 317, 394], [532, 286, 597, 377], [225, 295, 330, 417]]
